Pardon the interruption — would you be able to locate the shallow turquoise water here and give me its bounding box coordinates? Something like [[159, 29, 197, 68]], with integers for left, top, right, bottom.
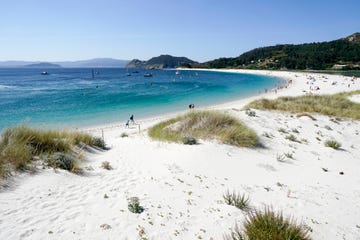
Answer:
[[0, 68, 283, 130]]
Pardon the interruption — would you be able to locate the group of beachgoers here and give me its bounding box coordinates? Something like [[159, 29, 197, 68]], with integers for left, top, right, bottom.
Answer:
[[266, 79, 293, 94], [305, 74, 358, 94]]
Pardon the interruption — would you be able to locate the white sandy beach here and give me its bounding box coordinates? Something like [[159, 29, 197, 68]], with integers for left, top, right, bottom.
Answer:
[[1, 70, 360, 239]]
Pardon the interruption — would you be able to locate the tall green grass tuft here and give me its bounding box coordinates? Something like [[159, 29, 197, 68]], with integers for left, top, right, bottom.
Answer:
[[245, 90, 360, 120], [0, 126, 106, 177], [324, 139, 341, 150], [148, 110, 258, 147], [223, 190, 250, 211], [243, 208, 311, 240]]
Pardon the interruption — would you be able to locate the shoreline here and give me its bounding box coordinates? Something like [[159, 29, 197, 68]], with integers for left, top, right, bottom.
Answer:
[[84, 69, 359, 137], [82, 69, 293, 134], [1, 69, 360, 239]]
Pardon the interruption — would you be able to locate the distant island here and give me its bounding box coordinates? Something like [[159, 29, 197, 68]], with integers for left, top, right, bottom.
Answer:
[[199, 33, 360, 70], [23, 62, 61, 68], [0, 58, 130, 68], [126, 55, 197, 69], [54, 58, 130, 68]]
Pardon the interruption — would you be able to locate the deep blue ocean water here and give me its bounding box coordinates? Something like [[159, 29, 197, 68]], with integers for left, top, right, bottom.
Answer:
[[0, 68, 283, 130]]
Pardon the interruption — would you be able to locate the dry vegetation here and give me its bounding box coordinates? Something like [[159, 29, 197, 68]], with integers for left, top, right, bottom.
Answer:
[[224, 208, 311, 240], [148, 110, 258, 147], [245, 90, 360, 120], [0, 126, 105, 177]]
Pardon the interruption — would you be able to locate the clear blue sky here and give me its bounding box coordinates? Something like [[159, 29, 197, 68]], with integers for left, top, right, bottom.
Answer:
[[1, 0, 359, 62]]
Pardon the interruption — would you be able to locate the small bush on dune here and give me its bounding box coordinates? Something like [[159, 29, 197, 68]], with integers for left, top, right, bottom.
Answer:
[[128, 197, 144, 214], [149, 111, 258, 147], [101, 161, 112, 170], [50, 152, 77, 171], [325, 139, 341, 149], [0, 126, 106, 177], [245, 90, 360, 120], [120, 132, 128, 138], [182, 136, 197, 145], [244, 208, 311, 240], [223, 190, 250, 211], [286, 134, 300, 143], [91, 137, 106, 149], [225, 208, 311, 240]]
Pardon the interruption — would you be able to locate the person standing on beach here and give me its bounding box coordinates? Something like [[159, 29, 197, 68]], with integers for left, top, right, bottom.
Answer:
[[130, 114, 134, 124]]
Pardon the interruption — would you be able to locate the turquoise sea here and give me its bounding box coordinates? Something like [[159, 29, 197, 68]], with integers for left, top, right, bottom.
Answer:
[[0, 68, 284, 131]]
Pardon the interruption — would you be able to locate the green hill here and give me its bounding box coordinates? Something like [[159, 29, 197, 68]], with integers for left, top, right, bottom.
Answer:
[[126, 55, 197, 69], [203, 33, 360, 70]]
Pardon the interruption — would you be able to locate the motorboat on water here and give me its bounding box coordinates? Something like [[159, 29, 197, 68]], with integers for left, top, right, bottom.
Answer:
[[175, 70, 180, 75], [144, 73, 153, 77], [41, 71, 49, 75]]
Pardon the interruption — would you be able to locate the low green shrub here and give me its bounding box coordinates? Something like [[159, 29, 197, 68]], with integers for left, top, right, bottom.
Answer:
[[284, 152, 294, 159], [223, 190, 250, 211], [286, 134, 300, 143], [120, 132, 128, 138], [278, 128, 288, 134], [91, 137, 106, 149], [243, 208, 311, 240], [182, 136, 197, 145], [324, 125, 332, 131], [325, 140, 341, 149], [51, 152, 76, 171], [128, 197, 144, 214]]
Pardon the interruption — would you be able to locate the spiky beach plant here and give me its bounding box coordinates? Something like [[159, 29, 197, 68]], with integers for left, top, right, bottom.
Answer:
[[223, 190, 250, 211], [324, 139, 341, 149], [243, 208, 311, 240]]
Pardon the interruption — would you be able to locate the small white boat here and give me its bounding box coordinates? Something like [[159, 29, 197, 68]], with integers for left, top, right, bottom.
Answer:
[[144, 73, 153, 77], [175, 70, 180, 75], [41, 71, 49, 75]]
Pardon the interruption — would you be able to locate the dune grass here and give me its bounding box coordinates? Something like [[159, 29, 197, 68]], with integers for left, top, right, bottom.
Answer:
[[225, 208, 311, 240], [0, 126, 105, 177], [245, 90, 360, 120], [324, 139, 342, 149], [223, 190, 250, 211], [148, 110, 258, 147]]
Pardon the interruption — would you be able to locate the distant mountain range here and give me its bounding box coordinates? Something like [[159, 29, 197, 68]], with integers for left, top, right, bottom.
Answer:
[[0, 58, 130, 68], [126, 55, 197, 69], [2, 33, 359, 71]]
